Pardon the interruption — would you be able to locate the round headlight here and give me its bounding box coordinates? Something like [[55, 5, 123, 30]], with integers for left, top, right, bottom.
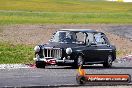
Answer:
[[66, 48, 72, 54], [34, 46, 40, 52]]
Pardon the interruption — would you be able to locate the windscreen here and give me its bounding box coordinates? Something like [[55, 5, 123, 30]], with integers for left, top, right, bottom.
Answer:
[[51, 31, 77, 43]]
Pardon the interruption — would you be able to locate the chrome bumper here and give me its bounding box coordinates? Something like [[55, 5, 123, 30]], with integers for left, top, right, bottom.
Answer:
[[33, 58, 74, 64], [33, 58, 47, 62], [34, 58, 56, 65], [56, 60, 74, 63]]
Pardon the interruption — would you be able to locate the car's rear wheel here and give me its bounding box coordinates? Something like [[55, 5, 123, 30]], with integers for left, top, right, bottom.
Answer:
[[103, 55, 113, 68], [36, 61, 46, 68], [73, 55, 83, 69]]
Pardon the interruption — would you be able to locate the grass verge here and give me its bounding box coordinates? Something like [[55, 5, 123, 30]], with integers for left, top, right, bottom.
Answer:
[[0, 0, 132, 13], [0, 42, 34, 64], [0, 0, 132, 24], [0, 11, 132, 25]]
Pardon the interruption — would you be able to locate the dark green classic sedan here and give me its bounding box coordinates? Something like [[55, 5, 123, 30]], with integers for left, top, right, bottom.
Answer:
[[34, 29, 116, 68]]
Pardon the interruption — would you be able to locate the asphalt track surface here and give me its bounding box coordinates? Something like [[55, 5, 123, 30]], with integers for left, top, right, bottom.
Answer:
[[0, 57, 132, 87]]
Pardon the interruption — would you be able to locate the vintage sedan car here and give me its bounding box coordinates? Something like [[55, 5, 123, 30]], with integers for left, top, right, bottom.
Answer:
[[33, 29, 116, 68]]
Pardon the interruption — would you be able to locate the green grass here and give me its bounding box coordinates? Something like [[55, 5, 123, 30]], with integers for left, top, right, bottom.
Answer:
[[0, 11, 132, 25], [0, 0, 132, 13], [0, 0, 132, 24], [0, 42, 34, 64]]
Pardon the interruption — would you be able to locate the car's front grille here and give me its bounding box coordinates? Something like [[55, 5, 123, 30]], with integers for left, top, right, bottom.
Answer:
[[43, 48, 62, 59]]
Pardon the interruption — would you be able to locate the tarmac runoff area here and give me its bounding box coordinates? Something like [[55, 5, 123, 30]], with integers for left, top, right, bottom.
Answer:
[[0, 55, 132, 88], [0, 55, 132, 87]]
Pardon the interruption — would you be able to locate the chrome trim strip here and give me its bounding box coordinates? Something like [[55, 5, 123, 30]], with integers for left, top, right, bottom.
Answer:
[[95, 49, 112, 50], [85, 61, 104, 64]]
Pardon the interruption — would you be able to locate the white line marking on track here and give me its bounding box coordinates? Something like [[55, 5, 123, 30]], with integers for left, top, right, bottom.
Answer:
[[0, 64, 35, 69]]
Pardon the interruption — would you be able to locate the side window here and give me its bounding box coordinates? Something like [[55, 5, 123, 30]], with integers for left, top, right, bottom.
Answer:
[[76, 32, 86, 44], [94, 33, 107, 45], [66, 32, 76, 42], [51, 31, 59, 42], [86, 33, 94, 45]]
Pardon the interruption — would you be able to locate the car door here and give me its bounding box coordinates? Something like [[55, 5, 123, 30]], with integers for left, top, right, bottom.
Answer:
[[93, 33, 112, 61], [85, 44, 100, 62], [84, 32, 99, 62], [85, 32, 112, 62]]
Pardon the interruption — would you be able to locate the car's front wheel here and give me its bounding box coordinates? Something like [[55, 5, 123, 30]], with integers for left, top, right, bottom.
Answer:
[[35, 61, 46, 68], [103, 55, 113, 68]]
